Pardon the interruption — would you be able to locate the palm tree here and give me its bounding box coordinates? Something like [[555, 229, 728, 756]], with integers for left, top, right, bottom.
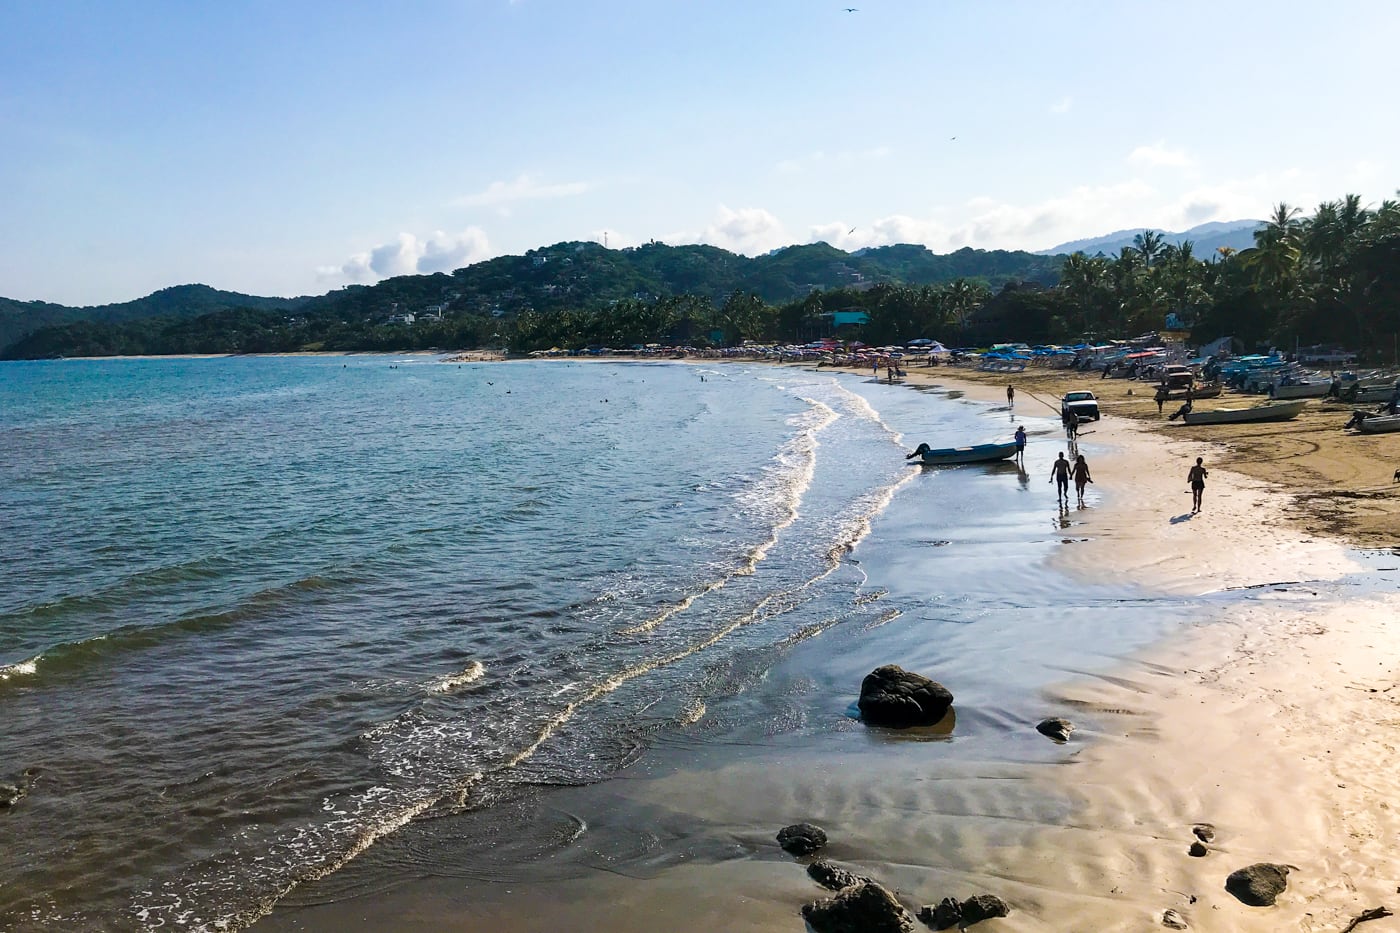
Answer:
[[1132, 230, 1166, 268], [943, 278, 990, 336]]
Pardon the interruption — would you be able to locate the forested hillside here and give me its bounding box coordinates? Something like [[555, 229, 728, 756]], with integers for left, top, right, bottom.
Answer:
[[1, 242, 1059, 358]]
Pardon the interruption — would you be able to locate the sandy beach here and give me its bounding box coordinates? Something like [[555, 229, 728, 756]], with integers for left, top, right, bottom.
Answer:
[[260, 357, 1400, 933], [800, 360, 1400, 930]]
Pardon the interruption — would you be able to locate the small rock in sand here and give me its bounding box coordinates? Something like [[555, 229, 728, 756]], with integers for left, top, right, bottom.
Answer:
[[808, 859, 870, 892], [1191, 823, 1215, 843], [916, 898, 962, 930], [1225, 863, 1290, 906], [1161, 907, 1189, 929], [1188, 841, 1208, 857], [802, 880, 914, 933], [777, 822, 827, 856], [1036, 717, 1075, 742], [917, 894, 1010, 929], [960, 894, 1011, 925]]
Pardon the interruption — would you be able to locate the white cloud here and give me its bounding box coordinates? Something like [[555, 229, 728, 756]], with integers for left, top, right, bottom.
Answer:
[[1050, 96, 1073, 114], [1128, 142, 1195, 168], [454, 174, 591, 207], [318, 228, 492, 284], [669, 206, 789, 255]]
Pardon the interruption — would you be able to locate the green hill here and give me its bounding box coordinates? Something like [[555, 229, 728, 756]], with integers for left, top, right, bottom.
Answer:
[[1, 242, 1062, 359]]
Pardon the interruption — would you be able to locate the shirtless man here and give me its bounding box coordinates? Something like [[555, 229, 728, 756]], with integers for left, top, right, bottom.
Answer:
[[1187, 457, 1209, 513], [1049, 452, 1072, 502]]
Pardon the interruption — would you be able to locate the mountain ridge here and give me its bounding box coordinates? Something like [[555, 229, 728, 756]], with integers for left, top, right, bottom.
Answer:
[[1038, 219, 1265, 258]]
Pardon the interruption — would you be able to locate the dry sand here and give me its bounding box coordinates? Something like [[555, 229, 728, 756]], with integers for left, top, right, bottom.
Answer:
[[810, 359, 1400, 930]]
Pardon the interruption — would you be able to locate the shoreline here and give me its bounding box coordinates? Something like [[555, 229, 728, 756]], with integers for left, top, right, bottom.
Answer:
[[256, 358, 1400, 931]]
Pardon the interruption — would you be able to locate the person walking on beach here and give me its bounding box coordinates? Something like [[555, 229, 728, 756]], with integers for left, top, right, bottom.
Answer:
[[1072, 453, 1093, 505], [1063, 409, 1079, 442], [1007, 384, 1015, 407], [1049, 452, 1071, 502], [1155, 385, 1168, 415], [1014, 425, 1027, 463], [1187, 457, 1209, 513]]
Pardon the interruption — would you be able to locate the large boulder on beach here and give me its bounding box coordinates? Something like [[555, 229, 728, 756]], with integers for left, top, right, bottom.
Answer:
[[801, 880, 915, 933], [808, 859, 871, 891], [1225, 863, 1290, 906], [858, 665, 953, 727], [777, 822, 827, 856]]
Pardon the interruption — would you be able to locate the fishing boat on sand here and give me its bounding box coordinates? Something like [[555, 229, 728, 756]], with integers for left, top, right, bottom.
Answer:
[[1181, 399, 1308, 425], [1353, 413, 1400, 434], [906, 440, 1019, 465]]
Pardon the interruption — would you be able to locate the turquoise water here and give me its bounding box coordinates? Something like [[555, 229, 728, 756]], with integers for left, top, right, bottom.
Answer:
[[1, 356, 1185, 930]]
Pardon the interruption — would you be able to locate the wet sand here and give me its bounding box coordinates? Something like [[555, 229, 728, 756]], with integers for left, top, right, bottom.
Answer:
[[262, 359, 1400, 932]]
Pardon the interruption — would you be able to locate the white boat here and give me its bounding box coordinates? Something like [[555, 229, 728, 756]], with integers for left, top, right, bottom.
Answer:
[[1269, 381, 1332, 399], [1356, 414, 1400, 434], [1182, 399, 1308, 425]]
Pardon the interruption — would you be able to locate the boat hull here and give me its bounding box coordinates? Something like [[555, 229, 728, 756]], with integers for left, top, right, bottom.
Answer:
[[1181, 400, 1308, 425], [1356, 415, 1400, 434], [914, 441, 1019, 465], [1270, 382, 1331, 399]]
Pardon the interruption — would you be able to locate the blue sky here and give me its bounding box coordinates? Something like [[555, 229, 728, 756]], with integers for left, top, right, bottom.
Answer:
[[2, 0, 1397, 306]]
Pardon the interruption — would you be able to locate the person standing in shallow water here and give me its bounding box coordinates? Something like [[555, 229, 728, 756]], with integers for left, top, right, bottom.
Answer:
[[1007, 385, 1015, 407], [1049, 452, 1071, 502], [1072, 453, 1092, 505], [1014, 425, 1027, 463], [1187, 457, 1209, 513]]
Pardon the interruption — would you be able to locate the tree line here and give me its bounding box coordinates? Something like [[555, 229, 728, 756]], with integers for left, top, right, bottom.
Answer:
[[4, 191, 1397, 361]]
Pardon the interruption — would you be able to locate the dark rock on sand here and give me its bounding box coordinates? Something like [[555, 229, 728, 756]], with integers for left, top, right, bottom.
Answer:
[[808, 859, 870, 891], [916, 897, 962, 930], [917, 894, 1009, 929], [1192, 823, 1215, 843], [858, 665, 953, 727], [1035, 717, 1075, 742], [1188, 841, 1208, 857], [801, 880, 914, 933], [960, 894, 1010, 925], [777, 822, 827, 856], [1225, 863, 1290, 906], [1161, 907, 1189, 929]]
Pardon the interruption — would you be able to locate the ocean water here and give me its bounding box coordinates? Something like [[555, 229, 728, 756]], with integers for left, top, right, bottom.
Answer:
[[1, 356, 1187, 931]]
